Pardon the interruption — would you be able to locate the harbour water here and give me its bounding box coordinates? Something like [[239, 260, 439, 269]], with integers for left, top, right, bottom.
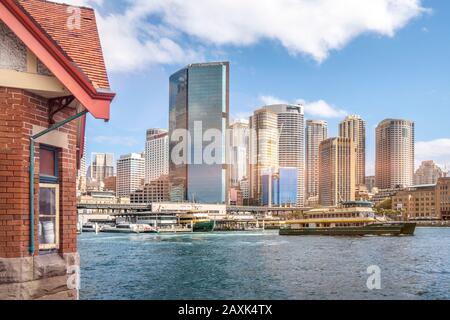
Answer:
[[79, 228, 450, 300]]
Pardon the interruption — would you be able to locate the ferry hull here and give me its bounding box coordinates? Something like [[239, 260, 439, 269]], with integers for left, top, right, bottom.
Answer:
[[280, 223, 416, 236], [101, 229, 158, 234], [100, 226, 159, 234], [398, 222, 417, 235], [193, 221, 215, 232]]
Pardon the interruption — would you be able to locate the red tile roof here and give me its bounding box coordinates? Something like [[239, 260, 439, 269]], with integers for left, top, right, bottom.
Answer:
[[16, 0, 111, 90]]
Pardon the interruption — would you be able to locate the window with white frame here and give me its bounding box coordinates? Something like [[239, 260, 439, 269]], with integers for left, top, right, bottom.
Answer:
[[38, 145, 60, 251]]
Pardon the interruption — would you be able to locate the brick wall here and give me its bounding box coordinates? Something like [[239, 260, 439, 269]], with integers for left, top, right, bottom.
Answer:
[[0, 87, 78, 258]]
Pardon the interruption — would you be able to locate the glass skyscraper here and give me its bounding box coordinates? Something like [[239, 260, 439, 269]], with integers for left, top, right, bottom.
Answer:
[[279, 167, 298, 206], [263, 104, 305, 206], [261, 168, 279, 207], [261, 168, 298, 207], [169, 62, 229, 204]]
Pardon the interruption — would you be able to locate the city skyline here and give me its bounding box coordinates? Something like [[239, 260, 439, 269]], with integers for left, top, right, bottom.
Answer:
[[80, 65, 447, 201], [83, 117, 448, 206], [82, 97, 444, 208], [75, 0, 450, 175], [85, 110, 446, 178], [83, 77, 450, 177]]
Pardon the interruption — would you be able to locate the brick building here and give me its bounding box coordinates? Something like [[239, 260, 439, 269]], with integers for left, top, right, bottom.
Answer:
[[391, 178, 450, 220], [392, 185, 437, 220], [229, 187, 243, 206], [130, 176, 170, 204], [103, 176, 117, 194], [436, 177, 450, 220], [0, 0, 114, 299]]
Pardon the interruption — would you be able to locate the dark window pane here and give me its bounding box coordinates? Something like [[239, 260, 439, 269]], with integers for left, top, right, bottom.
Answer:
[[40, 148, 55, 177], [39, 187, 56, 216], [39, 186, 57, 246]]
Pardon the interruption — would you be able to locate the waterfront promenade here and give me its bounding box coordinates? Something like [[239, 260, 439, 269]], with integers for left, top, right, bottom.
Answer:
[[78, 228, 450, 300]]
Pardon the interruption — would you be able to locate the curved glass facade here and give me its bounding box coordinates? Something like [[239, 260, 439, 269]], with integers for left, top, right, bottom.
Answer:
[[169, 62, 229, 204]]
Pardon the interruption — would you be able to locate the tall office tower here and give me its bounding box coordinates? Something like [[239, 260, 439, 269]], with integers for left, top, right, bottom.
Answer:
[[306, 120, 328, 204], [414, 160, 444, 185], [76, 136, 87, 195], [78, 138, 87, 179], [229, 119, 249, 187], [376, 119, 415, 189], [169, 62, 229, 204], [339, 115, 366, 187], [263, 104, 305, 206], [145, 129, 169, 183], [249, 108, 279, 205], [116, 153, 145, 197], [319, 137, 356, 206], [90, 153, 114, 183]]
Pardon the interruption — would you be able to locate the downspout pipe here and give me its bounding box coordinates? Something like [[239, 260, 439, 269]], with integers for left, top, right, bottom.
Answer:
[[29, 110, 88, 255]]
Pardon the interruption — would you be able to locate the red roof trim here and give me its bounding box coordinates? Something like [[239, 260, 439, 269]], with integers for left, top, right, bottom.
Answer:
[[0, 0, 115, 120]]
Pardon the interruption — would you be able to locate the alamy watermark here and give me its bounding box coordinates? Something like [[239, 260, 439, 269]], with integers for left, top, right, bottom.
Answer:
[[67, 6, 81, 30], [67, 265, 81, 292], [366, 265, 381, 290], [170, 122, 278, 166]]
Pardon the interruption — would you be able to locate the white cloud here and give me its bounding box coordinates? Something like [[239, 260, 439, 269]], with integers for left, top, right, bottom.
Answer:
[[52, 0, 202, 72], [53, 0, 428, 72], [259, 95, 288, 106], [94, 135, 139, 147], [300, 99, 348, 119], [416, 139, 450, 169], [259, 95, 348, 119], [55, 0, 103, 7], [95, 13, 203, 72], [231, 112, 253, 122]]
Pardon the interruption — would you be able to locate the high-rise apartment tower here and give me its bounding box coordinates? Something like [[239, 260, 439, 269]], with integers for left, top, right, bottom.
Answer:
[[376, 119, 415, 189], [339, 115, 366, 187], [145, 129, 169, 183], [319, 137, 356, 206], [306, 120, 328, 204]]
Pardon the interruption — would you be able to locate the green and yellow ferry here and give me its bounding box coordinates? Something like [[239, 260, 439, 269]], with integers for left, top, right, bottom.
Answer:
[[280, 201, 416, 236], [178, 212, 215, 232]]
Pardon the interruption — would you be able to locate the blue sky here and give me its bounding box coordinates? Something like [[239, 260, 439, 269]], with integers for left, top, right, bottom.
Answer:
[[66, 0, 450, 175]]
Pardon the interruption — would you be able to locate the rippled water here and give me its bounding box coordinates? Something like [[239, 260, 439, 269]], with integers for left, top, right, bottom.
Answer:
[[78, 228, 450, 300]]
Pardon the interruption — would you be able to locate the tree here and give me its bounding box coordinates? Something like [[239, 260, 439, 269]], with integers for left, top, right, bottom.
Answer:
[[375, 198, 392, 211]]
